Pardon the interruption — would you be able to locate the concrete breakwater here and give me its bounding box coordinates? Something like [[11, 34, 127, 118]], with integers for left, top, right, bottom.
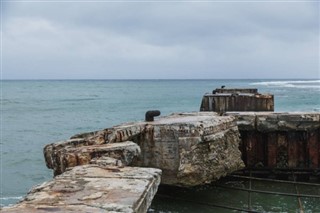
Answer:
[[2, 112, 244, 212], [44, 112, 244, 186], [2, 111, 320, 212]]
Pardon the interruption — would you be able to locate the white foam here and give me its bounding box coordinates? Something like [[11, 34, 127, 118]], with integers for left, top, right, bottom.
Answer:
[[0, 196, 23, 201], [250, 80, 320, 89]]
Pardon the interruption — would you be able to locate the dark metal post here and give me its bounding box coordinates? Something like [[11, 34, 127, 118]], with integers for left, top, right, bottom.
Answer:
[[145, 110, 161, 122]]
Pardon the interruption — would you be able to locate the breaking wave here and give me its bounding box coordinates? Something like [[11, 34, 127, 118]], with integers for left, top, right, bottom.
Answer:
[[0, 196, 23, 201], [250, 80, 320, 89], [0, 196, 23, 207]]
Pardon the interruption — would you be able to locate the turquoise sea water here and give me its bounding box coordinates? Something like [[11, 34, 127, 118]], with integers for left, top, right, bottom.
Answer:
[[1, 79, 320, 210]]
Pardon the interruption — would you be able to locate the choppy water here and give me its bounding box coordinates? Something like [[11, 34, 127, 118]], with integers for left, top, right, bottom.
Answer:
[[1, 79, 320, 211]]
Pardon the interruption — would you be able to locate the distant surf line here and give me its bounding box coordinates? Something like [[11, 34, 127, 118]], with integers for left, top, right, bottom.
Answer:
[[250, 80, 320, 88]]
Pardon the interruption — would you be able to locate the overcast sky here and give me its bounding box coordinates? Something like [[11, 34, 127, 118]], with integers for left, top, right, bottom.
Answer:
[[1, 1, 319, 79]]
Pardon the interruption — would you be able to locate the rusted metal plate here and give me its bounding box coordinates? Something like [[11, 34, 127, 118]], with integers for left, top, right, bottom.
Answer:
[[239, 131, 247, 166], [241, 130, 318, 170], [307, 130, 319, 169], [231, 112, 319, 171], [266, 98, 274, 111], [256, 133, 267, 167], [202, 110, 319, 171], [297, 132, 307, 168], [288, 132, 299, 168], [267, 133, 278, 168], [200, 88, 274, 112], [201, 94, 274, 112], [276, 133, 288, 168], [318, 129, 320, 168], [200, 95, 209, 111], [245, 132, 256, 167], [239, 132, 267, 168]]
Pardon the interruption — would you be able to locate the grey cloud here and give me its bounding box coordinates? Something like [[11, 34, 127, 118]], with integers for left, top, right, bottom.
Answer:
[[2, 1, 319, 79]]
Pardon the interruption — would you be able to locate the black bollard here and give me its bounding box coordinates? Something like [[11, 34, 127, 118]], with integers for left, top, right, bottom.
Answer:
[[145, 110, 161, 122]]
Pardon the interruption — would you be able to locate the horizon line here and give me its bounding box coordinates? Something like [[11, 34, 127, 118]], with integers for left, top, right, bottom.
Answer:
[[2, 78, 320, 81]]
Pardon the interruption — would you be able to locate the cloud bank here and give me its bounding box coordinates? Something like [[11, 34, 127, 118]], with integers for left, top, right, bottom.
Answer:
[[2, 1, 319, 79]]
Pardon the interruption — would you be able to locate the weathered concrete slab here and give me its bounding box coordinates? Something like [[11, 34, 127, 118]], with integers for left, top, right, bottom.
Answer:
[[44, 112, 244, 186], [2, 165, 161, 213], [134, 112, 244, 186], [45, 141, 141, 176], [226, 112, 320, 132]]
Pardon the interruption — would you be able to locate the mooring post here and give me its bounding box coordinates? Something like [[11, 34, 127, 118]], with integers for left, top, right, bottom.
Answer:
[[145, 110, 161, 121]]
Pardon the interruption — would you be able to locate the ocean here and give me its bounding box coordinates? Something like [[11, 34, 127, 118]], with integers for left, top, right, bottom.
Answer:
[[1, 79, 320, 211]]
